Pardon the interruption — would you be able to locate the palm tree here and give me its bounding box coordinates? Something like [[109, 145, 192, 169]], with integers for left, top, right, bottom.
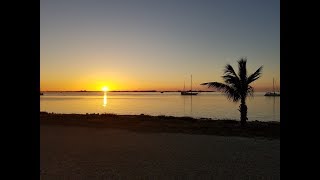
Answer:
[[201, 58, 263, 126]]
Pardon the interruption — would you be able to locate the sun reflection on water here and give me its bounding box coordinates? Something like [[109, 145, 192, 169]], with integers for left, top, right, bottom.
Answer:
[[103, 92, 107, 107]]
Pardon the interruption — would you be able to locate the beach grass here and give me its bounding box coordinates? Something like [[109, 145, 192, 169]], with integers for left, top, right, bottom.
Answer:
[[40, 112, 280, 139]]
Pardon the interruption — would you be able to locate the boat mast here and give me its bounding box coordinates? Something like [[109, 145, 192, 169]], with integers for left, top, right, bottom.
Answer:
[[273, 78, 275, 94], [191, 75, 192, 92]]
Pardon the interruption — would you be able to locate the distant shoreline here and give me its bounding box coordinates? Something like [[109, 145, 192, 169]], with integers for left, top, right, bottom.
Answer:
[[41, 90, 216, 92], [40, 112, 280, 139]]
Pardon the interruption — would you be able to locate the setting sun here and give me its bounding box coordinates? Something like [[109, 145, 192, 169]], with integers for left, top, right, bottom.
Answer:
[[102, 86, 109, 92]]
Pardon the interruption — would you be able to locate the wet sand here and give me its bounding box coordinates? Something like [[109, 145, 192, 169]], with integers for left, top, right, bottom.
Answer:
[[41, 125, 280, 179]]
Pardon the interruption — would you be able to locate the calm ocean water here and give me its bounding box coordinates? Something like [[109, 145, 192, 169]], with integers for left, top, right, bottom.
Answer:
[[40, 92, 280, 122]]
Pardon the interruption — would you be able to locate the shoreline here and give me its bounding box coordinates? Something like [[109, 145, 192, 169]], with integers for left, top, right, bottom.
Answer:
[[40, 112, 280, 139]]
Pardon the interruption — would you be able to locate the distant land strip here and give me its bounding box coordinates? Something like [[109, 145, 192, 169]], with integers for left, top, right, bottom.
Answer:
[[41, 90, 216, 92], [40, 112, 280, 139]]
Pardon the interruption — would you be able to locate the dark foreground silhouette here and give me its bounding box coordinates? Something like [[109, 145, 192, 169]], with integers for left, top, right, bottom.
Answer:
[[201, 58, 263, 126], [41, 125, 279, 179], [40, 112, 279, 139]]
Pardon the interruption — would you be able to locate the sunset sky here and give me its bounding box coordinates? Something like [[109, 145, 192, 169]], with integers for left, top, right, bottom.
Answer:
[[40, 0, 279, 92]]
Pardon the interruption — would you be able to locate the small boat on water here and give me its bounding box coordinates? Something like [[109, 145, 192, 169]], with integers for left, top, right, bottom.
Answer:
[[181, 75, 198, 96], [264, 78, 280, 96], [181, 91, 198, 95], [264, 92, 280, 96]]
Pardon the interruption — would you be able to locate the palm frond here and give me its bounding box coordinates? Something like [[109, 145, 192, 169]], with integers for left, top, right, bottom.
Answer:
[[238, 58, 247, 81], [222, 75, 241, 89], [201, 82, 241, 102], [247, 66, 263, 84], [223, 64, 241, 89], [227, 88, 241, 102], [201, 58, 262, 105], [247, 85, 254, 97], [201, 82, 226, 90], [224, 64, 239, 78]]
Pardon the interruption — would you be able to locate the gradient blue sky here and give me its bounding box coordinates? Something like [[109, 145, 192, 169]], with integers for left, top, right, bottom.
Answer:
[[41, 0, 280, 91]]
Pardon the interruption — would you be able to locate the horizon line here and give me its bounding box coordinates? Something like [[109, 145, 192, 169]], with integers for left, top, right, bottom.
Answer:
[[41, 90, 217, 92]]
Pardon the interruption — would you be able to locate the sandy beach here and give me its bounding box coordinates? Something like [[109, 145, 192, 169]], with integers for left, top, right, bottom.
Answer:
[[41, 124, 280, 179]]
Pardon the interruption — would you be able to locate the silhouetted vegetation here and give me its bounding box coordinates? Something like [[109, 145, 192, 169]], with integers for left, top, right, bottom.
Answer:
[[201, 58, 263, 126], [40, 112, 279, 139]]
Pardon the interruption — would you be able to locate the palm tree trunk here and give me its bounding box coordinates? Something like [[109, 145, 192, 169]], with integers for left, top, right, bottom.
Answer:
[[239, 99, 248, 126]]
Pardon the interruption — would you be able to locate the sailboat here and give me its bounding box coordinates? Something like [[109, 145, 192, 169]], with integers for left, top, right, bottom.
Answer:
[[181, 75, 198, 95], [264, 78, 280, 96]]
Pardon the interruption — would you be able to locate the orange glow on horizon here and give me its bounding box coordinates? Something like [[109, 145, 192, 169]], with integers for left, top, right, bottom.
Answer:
[[40, 77, 279, 92]]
